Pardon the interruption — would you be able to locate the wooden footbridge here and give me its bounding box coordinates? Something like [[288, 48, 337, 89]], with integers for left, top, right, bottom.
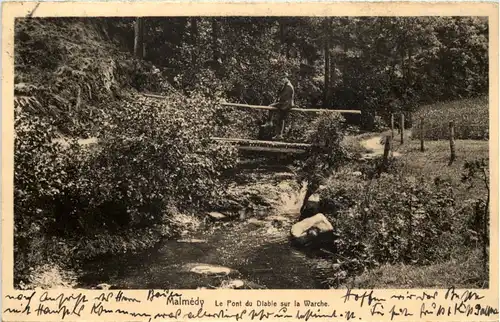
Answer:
[[217, 102, 361, 154], [142, 93, 361, 155], [220, 102, 361, 115], [212, 137, 311, 154]]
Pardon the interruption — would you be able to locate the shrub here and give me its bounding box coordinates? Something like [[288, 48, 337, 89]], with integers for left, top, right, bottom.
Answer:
[[14, 91, 239, 284], [54, 93, 238, 234], [318, 173, 464, 286], [294, 113, 349, 214], [14, 108, 76, 282]]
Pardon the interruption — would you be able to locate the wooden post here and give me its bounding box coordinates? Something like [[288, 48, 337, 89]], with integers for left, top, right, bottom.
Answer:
[[379, 136, 391, 174], [400, 113, 405, 144], [390, 113, 395, 139], [420, 116, 425, 152], [383, 136, 391, 161], [449, 121, 456, 164], [475, 200, 488, 277]]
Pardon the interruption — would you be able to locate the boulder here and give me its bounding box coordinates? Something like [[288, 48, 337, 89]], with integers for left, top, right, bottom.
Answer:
[[184, 263, 237, 276], [219, 279, 266, 289], [96, 283, 112, 290], [219, 279, 245, 289], [207, 212, 227, 220], [290, 213, 333, 245]]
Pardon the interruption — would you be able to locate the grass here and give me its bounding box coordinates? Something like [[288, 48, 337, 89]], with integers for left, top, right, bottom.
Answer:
[[346, 249, 488, 289], [412, 96, 489, 140], [392, 136, 489, 204]]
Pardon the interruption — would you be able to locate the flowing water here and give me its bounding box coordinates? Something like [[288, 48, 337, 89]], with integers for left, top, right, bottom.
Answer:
[[77, 167, 331, 290]]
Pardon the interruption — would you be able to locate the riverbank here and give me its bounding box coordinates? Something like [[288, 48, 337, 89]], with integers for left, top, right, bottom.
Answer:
[[75, 161, 326, 290]]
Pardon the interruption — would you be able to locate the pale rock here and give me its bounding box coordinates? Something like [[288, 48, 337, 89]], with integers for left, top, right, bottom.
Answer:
[[290, 213, 333, 244], [96, 283, 112, 290], [308, 194, 320, 203], [220, 279, 245, 289], [248, 218, 266, 226], [177, 238, 207, 243], [207, 212, 226, 220], [185, 263, 236, 276]]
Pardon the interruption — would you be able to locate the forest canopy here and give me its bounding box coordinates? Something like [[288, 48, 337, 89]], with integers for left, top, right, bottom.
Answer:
[[133, 16, 488, 110]]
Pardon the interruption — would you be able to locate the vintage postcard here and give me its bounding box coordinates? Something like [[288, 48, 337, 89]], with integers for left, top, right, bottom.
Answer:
[[2, 1, 499, 321]]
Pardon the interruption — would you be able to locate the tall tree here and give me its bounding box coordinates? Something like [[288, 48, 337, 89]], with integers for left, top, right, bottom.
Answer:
[[211, 17, 223, 76], [278, 18, 289, 57], [323, 17, 333, 108], [190, 17, 199, 66], [211, 18, 221, 63], [134, 17, 144, 58]]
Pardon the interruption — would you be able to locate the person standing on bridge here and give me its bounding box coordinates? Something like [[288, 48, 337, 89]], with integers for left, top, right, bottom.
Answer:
[[261, 75, 295, 141]]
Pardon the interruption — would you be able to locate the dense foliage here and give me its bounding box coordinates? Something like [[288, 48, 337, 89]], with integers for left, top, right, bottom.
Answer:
[[138, 16, 488, 124], [316, 157, 489, 287], [15, 86, 238, 284], [15, 17, 488, 135]]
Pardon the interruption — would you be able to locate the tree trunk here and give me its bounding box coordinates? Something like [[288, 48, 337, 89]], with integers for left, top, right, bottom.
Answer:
[[279, 18, 287, 57], [211, 18, 222, 75], [190, 18, 198, 65], [212, 18, 221, 62], [134, 17, 144, 58], [142, 21, 148, 59], [323, 17, 332, 109]]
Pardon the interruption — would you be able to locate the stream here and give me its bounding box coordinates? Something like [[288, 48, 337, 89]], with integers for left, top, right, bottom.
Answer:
[[77, 163, 332, 290]]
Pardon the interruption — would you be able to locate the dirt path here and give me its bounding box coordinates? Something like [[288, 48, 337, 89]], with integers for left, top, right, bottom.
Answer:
[[360, 134, 402, 159]]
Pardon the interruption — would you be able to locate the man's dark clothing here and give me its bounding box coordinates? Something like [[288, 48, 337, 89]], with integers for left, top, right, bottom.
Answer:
[[268, 79, 295, 139]]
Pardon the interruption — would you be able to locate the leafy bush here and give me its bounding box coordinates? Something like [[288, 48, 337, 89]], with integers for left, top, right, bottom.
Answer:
[[14, 92, 238, 284], [54, 93, 238, 233], [14, 109, 75, 282], [318, 173, 464, 286], [294, 113, 349, 215]]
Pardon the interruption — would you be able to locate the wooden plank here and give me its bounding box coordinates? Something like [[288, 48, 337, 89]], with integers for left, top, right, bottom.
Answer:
[[238, 146, 306, 154], [220, 102, 361, 114], [141, 93, 361, 114], [211, 137, 312, 148]]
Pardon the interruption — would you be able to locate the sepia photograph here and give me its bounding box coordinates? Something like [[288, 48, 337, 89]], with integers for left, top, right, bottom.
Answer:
[[13, 14, 490, 292]]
